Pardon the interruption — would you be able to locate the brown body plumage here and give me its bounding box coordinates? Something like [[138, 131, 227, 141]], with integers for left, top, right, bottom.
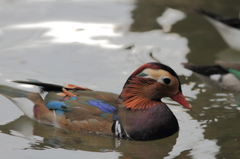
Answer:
[[0, 62, 192, 140]]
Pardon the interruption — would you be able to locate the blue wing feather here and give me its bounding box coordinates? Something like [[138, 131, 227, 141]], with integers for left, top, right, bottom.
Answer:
[[46, 101, 67, 114], [88, 99, 117, 114], [45, 93, 118, 119]]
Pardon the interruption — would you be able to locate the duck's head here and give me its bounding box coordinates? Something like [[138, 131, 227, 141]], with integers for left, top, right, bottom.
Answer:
[[120, 62, 192, 110]]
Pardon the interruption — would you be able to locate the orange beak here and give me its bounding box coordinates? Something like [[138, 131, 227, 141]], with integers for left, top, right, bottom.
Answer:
[[170, 91, 192, 110]]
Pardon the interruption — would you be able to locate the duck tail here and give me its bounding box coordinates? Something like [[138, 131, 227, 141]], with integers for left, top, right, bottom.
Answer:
[[194, 8, 220, 19], [0, 85, 29, 98], [0, 85, 43, 120]]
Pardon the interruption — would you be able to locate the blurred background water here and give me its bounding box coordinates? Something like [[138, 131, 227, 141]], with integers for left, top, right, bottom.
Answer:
[[0, 0, 239, 159]]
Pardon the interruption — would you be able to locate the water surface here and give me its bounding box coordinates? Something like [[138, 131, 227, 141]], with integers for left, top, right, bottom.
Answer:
[[0, 0, 239, 159]]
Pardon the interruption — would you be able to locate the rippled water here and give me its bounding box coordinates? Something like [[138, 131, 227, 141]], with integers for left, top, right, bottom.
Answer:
[[0, 0, 239, 159]]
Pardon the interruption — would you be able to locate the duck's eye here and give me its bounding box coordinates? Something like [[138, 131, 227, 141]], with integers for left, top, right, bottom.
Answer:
[[163, 78, 171, 84], [159, 76, 171, 85]]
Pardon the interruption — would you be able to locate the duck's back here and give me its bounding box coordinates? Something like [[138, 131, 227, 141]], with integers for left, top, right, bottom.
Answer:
[[43, 89, 121, 135]]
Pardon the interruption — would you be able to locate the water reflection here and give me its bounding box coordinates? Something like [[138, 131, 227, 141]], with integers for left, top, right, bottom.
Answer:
[[11, 22, 122, 48], [186, 82, 240, 159], [0, 0, 240, 159], [157, 8, 186, 33], [129, 5, 190, 76], [216, 48, 240, 62], [0, 116, 184, 158]]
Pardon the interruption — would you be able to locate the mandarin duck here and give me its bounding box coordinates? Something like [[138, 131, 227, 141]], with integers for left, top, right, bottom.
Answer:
[[195, 8, 240, 51], [183, 61, 240, 92], [0, 62, 192, 141]]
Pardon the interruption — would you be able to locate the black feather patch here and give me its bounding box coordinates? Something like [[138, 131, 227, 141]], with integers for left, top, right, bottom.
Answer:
[[111, 120, 130, 139], [195, 8, 240, 29], [12, 81, 64, 92], [183, 63, 229, 76]]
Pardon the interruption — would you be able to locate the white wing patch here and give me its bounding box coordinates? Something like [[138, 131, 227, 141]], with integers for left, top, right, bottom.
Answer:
[[10, 98, 34, 119], [34, 86, 48, 100], [210, 74, 221, 81]]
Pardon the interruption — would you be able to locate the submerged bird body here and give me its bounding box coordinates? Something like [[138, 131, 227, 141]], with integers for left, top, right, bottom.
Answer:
[[0, 62, 191, 141], [183, 62, 240, 91], [196, 8, 240, 51]]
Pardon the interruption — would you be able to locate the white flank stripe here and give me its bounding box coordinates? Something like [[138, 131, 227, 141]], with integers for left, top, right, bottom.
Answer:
[[117, 123, 121, 135], [115, 121, 119, 136]]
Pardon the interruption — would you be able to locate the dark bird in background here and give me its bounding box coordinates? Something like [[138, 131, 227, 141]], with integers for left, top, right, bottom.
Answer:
[[195, 8, 240, 51], [183, 61, 240, 91]]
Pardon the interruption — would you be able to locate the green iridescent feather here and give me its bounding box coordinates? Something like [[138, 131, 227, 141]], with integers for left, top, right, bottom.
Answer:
[[229, 69, 240, 80]]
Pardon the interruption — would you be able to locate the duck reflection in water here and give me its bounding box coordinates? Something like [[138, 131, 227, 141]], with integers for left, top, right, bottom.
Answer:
[[0, 116, 191, 158]]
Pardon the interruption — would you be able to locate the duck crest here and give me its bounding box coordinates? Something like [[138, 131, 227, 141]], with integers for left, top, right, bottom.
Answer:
[[120, 77, 161, 110]]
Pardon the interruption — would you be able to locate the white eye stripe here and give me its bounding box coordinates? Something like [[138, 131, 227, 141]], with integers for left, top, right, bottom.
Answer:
[[138, 69, 174, 85], [138, 71, 172, 85]]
